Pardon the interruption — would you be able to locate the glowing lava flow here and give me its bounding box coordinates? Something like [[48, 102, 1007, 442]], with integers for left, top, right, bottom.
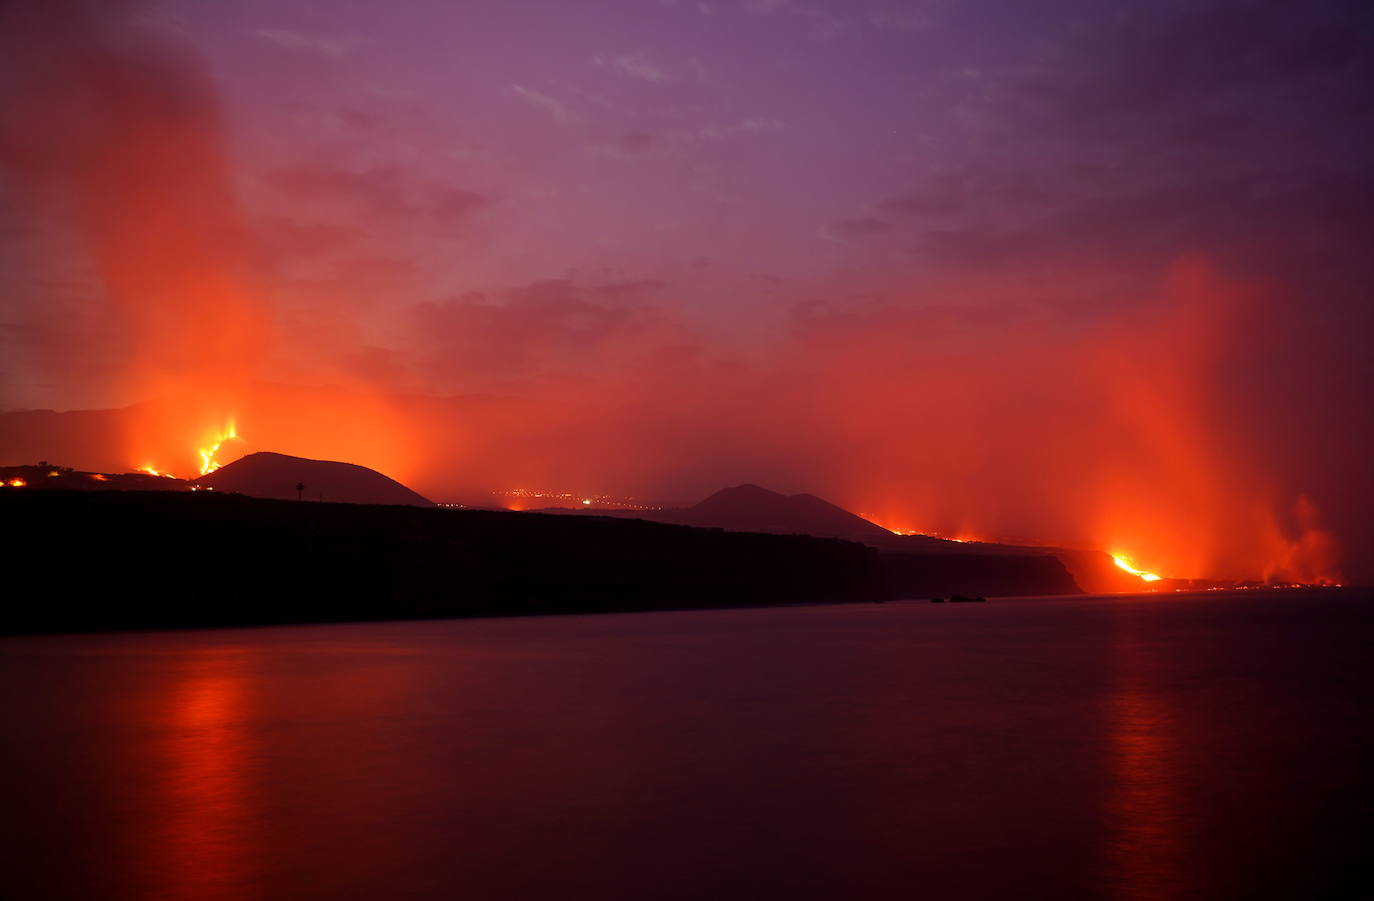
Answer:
[[198, 421, 241, 477], [1113, 554, 1163, 582], [129, 422, 243, 480]]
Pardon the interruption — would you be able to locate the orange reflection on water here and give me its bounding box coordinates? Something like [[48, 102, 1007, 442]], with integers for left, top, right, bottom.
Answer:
[[1105, 614, 1184, 901], [154, 649, 256, 901]]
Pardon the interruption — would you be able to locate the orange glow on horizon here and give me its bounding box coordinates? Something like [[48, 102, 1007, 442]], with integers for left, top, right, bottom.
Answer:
[[860, 512, 987, 545], [6, 248, 1343, 587]]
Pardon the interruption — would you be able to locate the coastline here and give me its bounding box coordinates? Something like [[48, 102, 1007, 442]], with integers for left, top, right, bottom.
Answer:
[[3, 489, 1078, 635]]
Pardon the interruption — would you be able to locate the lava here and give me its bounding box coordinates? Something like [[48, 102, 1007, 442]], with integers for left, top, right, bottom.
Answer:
[[886, 528, 972, 542], [198, 422, 241, 477], [138, 466, 176, 478], [1113, 554, 1163, 582]]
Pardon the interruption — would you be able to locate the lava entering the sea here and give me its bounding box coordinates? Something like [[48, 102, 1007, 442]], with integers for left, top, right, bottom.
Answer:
[[1112, 554, 1163, 583]]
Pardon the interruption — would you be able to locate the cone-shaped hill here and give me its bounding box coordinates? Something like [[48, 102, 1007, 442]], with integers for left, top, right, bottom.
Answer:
[[673, 484, 896, 543], [200, 452, 433, 507]]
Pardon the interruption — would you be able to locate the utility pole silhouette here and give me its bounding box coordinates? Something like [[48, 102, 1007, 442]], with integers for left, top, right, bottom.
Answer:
[[296, 481, 304, 501]]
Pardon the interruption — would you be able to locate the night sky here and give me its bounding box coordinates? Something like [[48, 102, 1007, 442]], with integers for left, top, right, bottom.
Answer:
[[2, 0, 1371, 582]]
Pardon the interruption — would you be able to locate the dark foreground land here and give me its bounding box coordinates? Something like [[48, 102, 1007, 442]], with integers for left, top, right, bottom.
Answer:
[[2, 490, 1077, 633]]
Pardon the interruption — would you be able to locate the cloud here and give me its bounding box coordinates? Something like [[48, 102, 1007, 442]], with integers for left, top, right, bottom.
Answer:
[[796, 8, 848, 40], [594, 50, 669, 83], [825, 218, 893, 241], [595, 279, 667, 299], [843, 1, 1374, 277], [739, 116, 785, 131], [617, 132, 657, 154], [878, 169, 1050, 221], [695, 118, 786, 140], [256, 28, 368, 58], [1054, 3, 1366, 117], [265, 166, 488, 228], [410, 278, 685, 392], [511, 84, 571, 123], [255, 217, 363, 264], [866, 2, 943, 32], [586, 131, 665, 159], [741, 0, 847, 40], [744, 0, 791, 12], [880, 189, 963, 218]]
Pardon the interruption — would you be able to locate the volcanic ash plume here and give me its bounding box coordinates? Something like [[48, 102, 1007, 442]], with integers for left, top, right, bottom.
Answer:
[[1262, 495, 1341, 586], [0, 0, 269, 475]]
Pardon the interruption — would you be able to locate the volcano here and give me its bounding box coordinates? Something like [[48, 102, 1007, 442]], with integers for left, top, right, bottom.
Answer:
[[672, 484, 898, 543], [198, 452, 433, 507]]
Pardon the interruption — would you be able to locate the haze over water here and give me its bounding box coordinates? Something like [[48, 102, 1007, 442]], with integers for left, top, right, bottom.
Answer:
[[2, 589, 1370, 900]]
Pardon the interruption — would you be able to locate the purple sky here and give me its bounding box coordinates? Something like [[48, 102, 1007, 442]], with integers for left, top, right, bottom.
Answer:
[[2, 0, 1371, 581]]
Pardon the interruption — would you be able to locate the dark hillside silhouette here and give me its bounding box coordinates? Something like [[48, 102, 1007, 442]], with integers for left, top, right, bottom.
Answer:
[[2, 490, 1079, 634], [200, 452, 433, 506], [668, 484, 897, 543], [546, 483, 1143, 593]]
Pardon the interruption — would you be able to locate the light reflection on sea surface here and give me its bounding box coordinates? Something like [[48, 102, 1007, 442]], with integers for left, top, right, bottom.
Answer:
[[157, 651, 255, 901], [1, 589, 1371, 900], [1107, 610, 1184, 901]]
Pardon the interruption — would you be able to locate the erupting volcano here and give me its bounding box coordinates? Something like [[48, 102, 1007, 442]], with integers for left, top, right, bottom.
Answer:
[[196, 421, 240, 477], [0, 0, 1366, 589], [135, 420, 244, 481], [2, 5, 1371, 901]]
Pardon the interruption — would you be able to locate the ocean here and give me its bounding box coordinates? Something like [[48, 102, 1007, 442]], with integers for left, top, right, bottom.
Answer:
[[2, 589, 1370, 900]]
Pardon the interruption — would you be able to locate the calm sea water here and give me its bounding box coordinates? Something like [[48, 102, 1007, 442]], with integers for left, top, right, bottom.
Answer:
[[2, 590, 1371, 900]]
